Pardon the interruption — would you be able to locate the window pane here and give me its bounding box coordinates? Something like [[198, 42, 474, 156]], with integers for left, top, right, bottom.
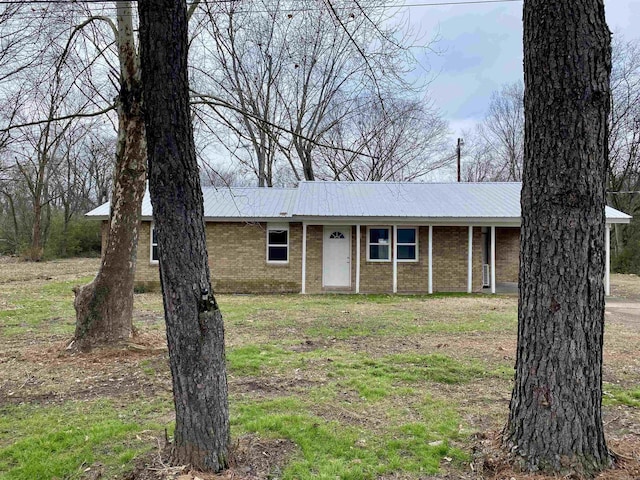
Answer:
[[397, 228, 416, 244], [152, 227, 157, 244], [397, 245, 416, 260], [268, 246, 288, 261], [268, 230, 288, 245], [369, 244, 389, 260], [152, 245, 158, 261], [369, 228, 389, 244]]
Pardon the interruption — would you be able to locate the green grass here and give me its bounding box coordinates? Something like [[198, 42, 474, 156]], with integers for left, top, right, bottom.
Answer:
[[0, 277, 93, 336], [232, 395, 468, 479], [228, 344, 293, 376], [0, 399, 168, 480], [603, 384, 640, 407]]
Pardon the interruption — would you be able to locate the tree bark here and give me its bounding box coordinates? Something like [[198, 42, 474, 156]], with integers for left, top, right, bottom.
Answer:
[[504, 0, 612, 474], [138, 0, 230, 472], [73, 2, 146, 351]]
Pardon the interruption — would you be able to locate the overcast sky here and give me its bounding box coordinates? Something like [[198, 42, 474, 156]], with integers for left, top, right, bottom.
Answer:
[[404, 0, 640, 138]]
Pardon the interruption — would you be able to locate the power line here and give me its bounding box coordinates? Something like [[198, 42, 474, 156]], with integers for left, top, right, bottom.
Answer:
[[0, 0, 522, 6]]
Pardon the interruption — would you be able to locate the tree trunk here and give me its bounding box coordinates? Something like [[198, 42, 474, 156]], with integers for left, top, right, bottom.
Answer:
[[30, 198, 42, 261], [73, 1, 146, 351], [504, 0, 612, 474], [138, 0, 230, 472]]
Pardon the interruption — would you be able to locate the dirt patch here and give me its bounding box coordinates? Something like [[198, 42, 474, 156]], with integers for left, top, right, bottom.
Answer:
[[0, 256, 99, 284], [231, 376, 322, 397], [0, 338, 171, 406], [123, 434, 298, 480], [473, 430, 640, 480], [611, 273, 640, 300]]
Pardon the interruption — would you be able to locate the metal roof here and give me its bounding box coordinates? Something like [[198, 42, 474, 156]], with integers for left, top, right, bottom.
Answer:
[[295, 181, 522, 218], [86, 181, 632, 223], [86, 186, 298, 220]]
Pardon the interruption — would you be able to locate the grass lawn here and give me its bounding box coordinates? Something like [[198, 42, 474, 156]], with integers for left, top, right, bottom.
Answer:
[[0, 257, 638, 479]]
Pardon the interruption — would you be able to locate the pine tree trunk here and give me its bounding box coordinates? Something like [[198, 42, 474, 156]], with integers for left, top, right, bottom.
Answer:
[[73, 2, 146, 351], [138, 0, 230, 471], [504, 0, 612, 474]]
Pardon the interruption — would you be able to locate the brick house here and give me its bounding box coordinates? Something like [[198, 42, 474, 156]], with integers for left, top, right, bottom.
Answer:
[[87, 181, 631, 295]]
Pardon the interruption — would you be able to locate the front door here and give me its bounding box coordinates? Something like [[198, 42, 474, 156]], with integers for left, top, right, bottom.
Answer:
[[323, 226, 351, 288]]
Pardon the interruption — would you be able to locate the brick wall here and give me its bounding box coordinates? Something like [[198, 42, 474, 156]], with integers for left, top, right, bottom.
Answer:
[[495, 227, 520, 283], [432, 226, 484, 292], [304, 225, 323, 293], [133, 221, 302, 293], [128, 221, 513, 294], [134, 221, 159, 290]]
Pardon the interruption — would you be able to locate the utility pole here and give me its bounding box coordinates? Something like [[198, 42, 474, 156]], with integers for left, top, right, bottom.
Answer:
[[456, 137, 464, 182]]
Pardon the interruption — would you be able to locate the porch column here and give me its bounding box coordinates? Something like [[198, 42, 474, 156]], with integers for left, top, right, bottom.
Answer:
[[467, 226, 473, 293], [428, 225, 433, 294], [605, 223, 611, 296], [392, 225, 398, 293], [356, 224, 361, 294], [491, 226, 496, 294], [301, 222, 307, 294]]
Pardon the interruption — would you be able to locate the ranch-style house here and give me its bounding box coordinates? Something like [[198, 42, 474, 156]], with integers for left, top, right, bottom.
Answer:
[[87, 181, 631, 295]]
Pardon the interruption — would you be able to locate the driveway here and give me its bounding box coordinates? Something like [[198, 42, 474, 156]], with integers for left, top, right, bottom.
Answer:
[[606, 297, 640, 329]]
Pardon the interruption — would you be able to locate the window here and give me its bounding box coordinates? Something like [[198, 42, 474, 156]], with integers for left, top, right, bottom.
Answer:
[[267, 224, 289, 263], [397, 227, 418, 261], [367, 227, 390, 261], [150, 224, 159, 263]]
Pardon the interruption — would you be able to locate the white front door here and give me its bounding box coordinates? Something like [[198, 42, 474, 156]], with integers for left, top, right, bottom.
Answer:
[[323, 226, 351, 287]]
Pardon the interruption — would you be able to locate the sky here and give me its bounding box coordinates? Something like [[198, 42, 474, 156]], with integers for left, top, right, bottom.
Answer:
[[403, 0, 640, 138]]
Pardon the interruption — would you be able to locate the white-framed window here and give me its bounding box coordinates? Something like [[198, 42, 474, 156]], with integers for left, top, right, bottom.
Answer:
[[367, 227, 391, 261], [267, 223, 289, 263], [150, 224, 159, 264], [397, 227, 418, 262]]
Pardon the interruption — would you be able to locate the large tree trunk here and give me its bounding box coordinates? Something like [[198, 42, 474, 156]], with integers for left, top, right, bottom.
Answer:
[[138, 0, 230, 471], [73, 2, 146, 351], [504, 0, 612, 474]]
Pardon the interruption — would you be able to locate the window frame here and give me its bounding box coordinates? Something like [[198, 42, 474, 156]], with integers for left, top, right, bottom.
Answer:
[[266, 223, 289, 264], [366, 226, 391, 262], [396, 227, 419, 262], [150, 223, 159, 264]]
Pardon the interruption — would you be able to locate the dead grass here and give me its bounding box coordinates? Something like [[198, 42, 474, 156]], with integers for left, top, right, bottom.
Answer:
[[0, 258, 638, 480]]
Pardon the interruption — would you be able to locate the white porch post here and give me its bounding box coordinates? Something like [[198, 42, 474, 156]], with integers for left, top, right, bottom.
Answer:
[[392, 225, 398, 293], [490, 226, 496, 294], [301, 222, 307, 294], [428, 225, 433, 294], [356, 224, 361, 294], [605, 223, 611, 296], [467, 226, 473, 293]]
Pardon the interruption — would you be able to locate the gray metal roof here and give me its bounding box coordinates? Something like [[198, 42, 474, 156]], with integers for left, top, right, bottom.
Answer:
[[86, 186, 298, 220], [86, 181, 631, 223], [295, 181, 522, 218]]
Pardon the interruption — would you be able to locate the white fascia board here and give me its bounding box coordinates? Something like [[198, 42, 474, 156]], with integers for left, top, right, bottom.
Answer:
[[607, 217, 632, 224], [202, 217, 294, 223], [292, 216, 522, 227]]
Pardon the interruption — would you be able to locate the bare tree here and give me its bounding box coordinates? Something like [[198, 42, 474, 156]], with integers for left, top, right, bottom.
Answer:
[[139, 0, 230, 470], [607, 37, 640, 254], [72, 1, 147, 351], [192, 0, 436, 185], [316, 96, 449, 181], [504, 0, 612, 473]]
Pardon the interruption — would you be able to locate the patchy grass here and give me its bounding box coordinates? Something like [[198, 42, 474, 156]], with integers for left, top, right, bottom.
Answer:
[[0, 399, 166, 480], [604, 384, 640, 408], [0, 258, 638, 480]]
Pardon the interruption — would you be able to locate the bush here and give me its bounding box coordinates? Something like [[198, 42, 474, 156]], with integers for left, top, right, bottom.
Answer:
[[44, 213, 102, 259]]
